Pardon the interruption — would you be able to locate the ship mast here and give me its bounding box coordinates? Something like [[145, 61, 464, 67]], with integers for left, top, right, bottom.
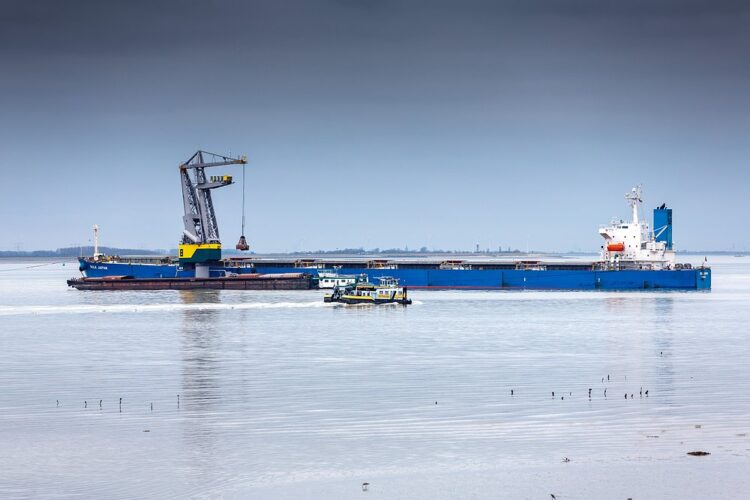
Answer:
[[625, 185, 643, 224], [92, 224, 101, 259]]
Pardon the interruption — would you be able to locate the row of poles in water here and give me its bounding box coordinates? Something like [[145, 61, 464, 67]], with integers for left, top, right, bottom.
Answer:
[[57, 395, 182, 411]]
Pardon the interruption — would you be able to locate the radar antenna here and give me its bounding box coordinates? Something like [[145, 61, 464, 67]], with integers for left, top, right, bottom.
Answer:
[[625, 185, 643, 224]]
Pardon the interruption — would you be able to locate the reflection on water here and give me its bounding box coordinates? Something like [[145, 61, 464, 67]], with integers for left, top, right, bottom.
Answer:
[[179, 290, 222, 485], [0, 259, 748, 498], [654, 295, 675, 318], [180, 290, 222, 407], [653, 297, 677, 406]]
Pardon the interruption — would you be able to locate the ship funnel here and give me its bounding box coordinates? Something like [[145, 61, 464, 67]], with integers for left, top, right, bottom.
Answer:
[[653, 205, 673, 250]]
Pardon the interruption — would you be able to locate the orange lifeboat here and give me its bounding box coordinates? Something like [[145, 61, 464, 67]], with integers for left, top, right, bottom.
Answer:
[[607, 242, 625, 252]]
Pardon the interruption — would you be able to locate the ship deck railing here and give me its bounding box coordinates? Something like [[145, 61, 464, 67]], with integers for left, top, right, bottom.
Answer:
[[88, 255, 175, 265]]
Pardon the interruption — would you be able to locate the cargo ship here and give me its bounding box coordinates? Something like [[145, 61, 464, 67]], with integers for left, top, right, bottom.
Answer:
[[76, 152, 710, 290]]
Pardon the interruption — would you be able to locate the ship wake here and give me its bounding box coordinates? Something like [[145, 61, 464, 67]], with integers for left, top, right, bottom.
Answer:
[[0, 301, 334, 317]]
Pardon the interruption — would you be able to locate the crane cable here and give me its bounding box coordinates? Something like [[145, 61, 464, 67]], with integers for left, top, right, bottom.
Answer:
[[241, 161, 246, 237]]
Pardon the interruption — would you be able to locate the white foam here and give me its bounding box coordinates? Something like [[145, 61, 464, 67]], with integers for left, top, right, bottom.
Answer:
[[0, 301, 333, 317]]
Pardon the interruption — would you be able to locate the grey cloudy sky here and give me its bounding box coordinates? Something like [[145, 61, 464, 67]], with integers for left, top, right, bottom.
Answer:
[[1, 0, 748, 252]]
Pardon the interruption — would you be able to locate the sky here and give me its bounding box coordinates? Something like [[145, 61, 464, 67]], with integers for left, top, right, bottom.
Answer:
[[1, 0, 748, 252]]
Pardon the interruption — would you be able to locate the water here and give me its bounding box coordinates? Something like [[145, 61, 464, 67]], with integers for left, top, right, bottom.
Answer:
[[1, 256, 749, 499]]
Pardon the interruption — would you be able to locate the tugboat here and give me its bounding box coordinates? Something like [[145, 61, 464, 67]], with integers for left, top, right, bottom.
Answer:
[[324, 276, 412, 305]]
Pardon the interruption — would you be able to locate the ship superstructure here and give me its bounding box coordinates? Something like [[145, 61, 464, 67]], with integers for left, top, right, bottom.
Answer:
[[598, 186, 675, 270], [317, 268, 358, 289]]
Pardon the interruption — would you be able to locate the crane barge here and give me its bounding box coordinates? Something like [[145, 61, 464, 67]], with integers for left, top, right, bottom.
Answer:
[[177, 150, 248, 277], [69, 150, 315, 290]]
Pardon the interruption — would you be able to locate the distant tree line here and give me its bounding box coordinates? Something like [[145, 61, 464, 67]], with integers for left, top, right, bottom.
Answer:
[[0, 246, 168, 258], [262, 247, 525, 255], [3, 245, 535, 257]]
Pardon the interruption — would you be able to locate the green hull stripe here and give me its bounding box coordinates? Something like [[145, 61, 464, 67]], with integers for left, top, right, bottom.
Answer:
[[179, 248, 222, 263]]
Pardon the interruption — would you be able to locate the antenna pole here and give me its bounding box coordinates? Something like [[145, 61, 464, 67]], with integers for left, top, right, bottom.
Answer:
[[93, 224, 101, 259]]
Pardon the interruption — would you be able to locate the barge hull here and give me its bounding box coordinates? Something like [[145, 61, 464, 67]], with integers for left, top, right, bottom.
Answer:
[[78, 259, 711, 290], [251, 266, 710, 290], [67, 273, 315, 291]]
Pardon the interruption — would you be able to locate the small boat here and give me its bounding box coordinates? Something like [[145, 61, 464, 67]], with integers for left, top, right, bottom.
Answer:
[[316, 268, 358, 289], [324, 276, 412, 305]]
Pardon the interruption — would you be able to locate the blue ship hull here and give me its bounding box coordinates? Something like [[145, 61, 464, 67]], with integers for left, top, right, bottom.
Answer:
[[255, 266, 710, 290], [78, 259, 711, 290]]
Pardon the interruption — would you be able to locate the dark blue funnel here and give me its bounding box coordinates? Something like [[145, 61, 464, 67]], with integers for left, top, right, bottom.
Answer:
[[653, 206, 673, 250]]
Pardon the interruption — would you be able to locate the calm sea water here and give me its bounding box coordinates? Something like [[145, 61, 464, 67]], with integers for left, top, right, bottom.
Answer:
[[1, 256, 749, 499]]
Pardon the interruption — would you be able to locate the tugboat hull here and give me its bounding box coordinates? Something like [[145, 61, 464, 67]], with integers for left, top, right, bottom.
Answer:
[[324, 296, 412, 305]]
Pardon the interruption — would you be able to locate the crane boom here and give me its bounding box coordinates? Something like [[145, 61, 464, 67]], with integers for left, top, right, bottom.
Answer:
[[178, 150, 247, 267]]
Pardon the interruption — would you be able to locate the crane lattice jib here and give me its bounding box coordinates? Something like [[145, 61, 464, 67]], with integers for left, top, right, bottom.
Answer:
[[179, 150, 247, 246]]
